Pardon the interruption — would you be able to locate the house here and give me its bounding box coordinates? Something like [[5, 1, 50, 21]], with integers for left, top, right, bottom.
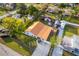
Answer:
[[74, 13, 79, 18], [62, 35, 79, 55], [44, 16, 51, 22], [62, 35, 79, 49], [4, 3, 16, 10], [0, 3, 4, 7], [27, 14, 34, 20], [46, 6, 60, 13], [54, 20, 61, 28], [62, 8, 73, 16], [25, 21, 56, 41], [12, 14, 21, 19]]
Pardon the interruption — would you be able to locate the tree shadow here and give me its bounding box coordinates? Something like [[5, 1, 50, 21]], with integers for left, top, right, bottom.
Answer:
[[1, 36, 13, 43]]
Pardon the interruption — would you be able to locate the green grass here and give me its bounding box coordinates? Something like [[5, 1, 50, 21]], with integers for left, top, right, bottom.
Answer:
[[6, 41, 31, 56], [63, 25, 79, 37], [63, 16, 79, 24], [0, 11, 6, 16], [50, 32, 57, 47], [46, 13, 56, 20], [17, 35, 37, 48], [65, 31, 74, 37], [0, 37, 31, 56]]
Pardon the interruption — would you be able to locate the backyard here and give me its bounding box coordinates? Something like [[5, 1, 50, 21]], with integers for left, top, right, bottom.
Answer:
[[63, 25, 79, 37]]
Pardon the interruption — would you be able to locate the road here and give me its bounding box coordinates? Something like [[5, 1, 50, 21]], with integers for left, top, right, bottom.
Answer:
[[0, 43, 21, 56], [0, 9, 19, 19]]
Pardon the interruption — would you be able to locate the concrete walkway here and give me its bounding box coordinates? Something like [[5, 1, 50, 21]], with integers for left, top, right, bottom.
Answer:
[[0, 43, 21, 56]]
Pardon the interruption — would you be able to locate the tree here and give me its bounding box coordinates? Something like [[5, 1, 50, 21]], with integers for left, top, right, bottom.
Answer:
[[1, 17, 26, 37]]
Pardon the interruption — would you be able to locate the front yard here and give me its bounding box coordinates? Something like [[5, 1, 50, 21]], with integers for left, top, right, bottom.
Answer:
[[0, 32, 37, 56], [0, 37, 31, 56]]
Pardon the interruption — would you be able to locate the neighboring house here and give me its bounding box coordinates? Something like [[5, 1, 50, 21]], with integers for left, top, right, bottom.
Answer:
[[62, 35, 79, 55], [62, 8, 73, 16], [46, 6, 60, 13], [0, 29, 9, 37], [54, 20, 61, 28], [44, 16, 51, 22], [12, 14, 21, 19], [74, 13, 79, 18], [27, 14, 34, 20], [4, 3, 16, 10], [42, 16, 52, 26], [0, 3, 4, 7], [25, 21, 55, 41]]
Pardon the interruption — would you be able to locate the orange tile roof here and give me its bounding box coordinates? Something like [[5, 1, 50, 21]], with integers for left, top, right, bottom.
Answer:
[[26, 21, 54, 40]]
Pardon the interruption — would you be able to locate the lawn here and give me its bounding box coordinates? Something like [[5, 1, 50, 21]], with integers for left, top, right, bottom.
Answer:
[[63, 25, 79, 37], [0, 11, 6, 16], [63, 16, 79, 24], [46, 13, 56, 20], [0, 7, 7, 16], [50, 32, 57, 48], [17, 34, 37, 48], [0, 37, 31, 56]]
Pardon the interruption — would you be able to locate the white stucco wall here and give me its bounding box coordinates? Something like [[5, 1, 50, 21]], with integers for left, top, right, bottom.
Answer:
[[25, 32, 34, 36]]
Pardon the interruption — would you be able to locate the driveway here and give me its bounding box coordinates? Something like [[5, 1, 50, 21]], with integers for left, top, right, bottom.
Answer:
[[52, 45, 63, 56], [0, 43, 21, 56], [32, 40, 51, 56]]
